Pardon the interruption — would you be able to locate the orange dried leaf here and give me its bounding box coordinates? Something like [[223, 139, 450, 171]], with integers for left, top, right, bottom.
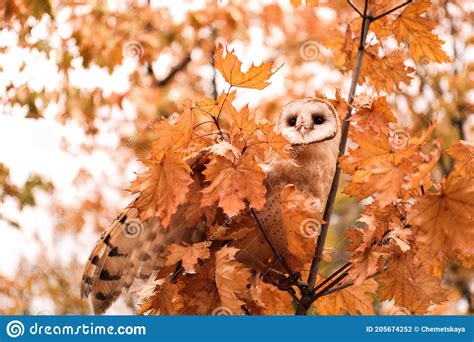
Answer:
[[165, 242, 211, 272], [316, 278, 377, 315], [215, 246, 251, 315], [280, 185, 323, 269], [130, 152, 193, 226], [378, 253, 446, 314], [391, 1, 449, 63], [201, 155, 266, 216], [411, 172, 474, 258], [214, 44, 280, 89]]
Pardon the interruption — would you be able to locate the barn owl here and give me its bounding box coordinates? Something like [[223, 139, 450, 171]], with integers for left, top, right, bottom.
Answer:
[[81, 98, 341, 314]]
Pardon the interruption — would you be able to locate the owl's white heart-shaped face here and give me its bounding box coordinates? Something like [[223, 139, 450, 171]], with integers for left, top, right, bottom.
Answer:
[[277, 98, 339, 145]]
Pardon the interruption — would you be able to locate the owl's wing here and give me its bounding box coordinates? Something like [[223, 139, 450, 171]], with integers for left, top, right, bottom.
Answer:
[[80, 149, 210, 314]]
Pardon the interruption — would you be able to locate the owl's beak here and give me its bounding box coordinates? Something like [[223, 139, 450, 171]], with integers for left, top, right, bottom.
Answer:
[[298, 125, 312, 134]]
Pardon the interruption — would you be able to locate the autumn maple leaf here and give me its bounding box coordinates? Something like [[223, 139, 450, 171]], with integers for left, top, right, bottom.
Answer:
[[129, 151, 193, 226], [165, 242, 211, 272], [410, 171, 474, 259], [214, 44, 281, 89], [201, 154, 266, 216], [388, 1, 449, 64]]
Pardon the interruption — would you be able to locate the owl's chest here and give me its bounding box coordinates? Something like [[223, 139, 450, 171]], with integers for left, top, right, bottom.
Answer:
[[266, 158, 333, 201]]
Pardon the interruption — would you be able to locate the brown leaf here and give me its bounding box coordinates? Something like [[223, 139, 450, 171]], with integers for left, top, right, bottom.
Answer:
[[378, 252, 446, 314]]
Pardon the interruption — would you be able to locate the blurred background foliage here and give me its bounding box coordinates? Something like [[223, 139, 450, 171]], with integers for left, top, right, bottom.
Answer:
[[0, 0, 472, 314]]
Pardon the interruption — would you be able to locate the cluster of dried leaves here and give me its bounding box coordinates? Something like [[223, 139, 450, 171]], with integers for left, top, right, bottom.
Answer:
[[1, 0, 473, 315], [130, 3, 473, 316]]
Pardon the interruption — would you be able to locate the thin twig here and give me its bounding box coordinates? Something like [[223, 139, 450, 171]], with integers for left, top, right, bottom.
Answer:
[[371, 0, 412, 20], [347, 0, 363, 17], [265, 267, 308, 289], [152, 53, 192, 87], [305, 0, 372, 293], [316, 268, 386, 298], [250, 208, 293, 275], [312, 262, 352, 294]]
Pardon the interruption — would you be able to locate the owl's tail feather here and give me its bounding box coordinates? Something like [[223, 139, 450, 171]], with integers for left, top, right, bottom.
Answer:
[[80, 204, 181, 314]]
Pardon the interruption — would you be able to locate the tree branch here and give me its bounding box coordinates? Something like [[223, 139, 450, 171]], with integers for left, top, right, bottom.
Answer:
[[250, 208, 293, 275], [295, 0, 412, 315], [150, 53, 192, 88]]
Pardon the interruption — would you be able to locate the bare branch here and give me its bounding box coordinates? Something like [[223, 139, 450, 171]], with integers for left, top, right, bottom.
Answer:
[[347, 0, 363, 17], [250, 208, 293, 275], [312, 262, 352, 294], [151, 53, 192, 88]]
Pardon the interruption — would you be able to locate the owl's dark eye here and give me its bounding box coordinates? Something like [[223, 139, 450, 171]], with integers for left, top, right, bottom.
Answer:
[[288, 116, 297, 127], [313, 114, 325, 125]]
